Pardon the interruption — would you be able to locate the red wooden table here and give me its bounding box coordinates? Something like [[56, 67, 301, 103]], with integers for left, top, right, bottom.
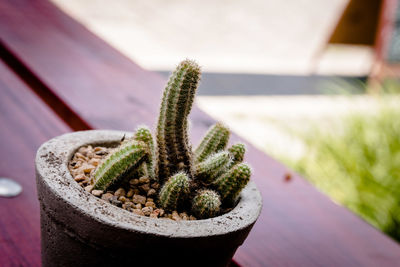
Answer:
[[1, 1, 400, 266]]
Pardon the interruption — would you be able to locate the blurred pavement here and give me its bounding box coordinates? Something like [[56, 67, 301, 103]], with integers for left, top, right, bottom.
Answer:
[[51, 0, 380, 162], [51, 0, 373, 75]]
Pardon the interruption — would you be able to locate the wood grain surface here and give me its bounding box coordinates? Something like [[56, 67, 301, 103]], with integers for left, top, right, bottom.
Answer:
[[0, 0, 399, 266], [0, 59, 71, 266]]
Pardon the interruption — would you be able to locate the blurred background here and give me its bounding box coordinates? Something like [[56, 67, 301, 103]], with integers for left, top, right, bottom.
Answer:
[[51, 0, 400, 241]]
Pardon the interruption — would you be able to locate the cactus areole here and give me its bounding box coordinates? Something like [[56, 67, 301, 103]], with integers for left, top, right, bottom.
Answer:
[[35, 60, 262, 266]]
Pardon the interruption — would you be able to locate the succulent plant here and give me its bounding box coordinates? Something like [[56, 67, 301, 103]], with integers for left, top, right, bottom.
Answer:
[[212, 163, 251, 204], [93, 140, 148, 191], [228, 143, 246, 166], [195, 151, 232, 183], [133, 126, 157, 180], [90, 59, 252, 219], [158, 172, 191, 211], [156, 59, 201, 181], [192, 189, 221, 219], [195, 122, 230, 162]]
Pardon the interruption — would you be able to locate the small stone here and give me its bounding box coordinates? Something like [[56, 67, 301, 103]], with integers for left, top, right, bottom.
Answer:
[[139, 184, 150, 192], [146, 198, 154, 202], [189, 215, 196, 220], [94, 147, 108, 156], [151, 209, 162, 218], [177, 162, 185, 169], [124, 201, 134, 208], [147, 188, 156, 197], [158, 209, 165, 217], [89, 158, 100, 166], [75, 169, 85, 177], [84, 185, 93, 193], [101, 193, 113, 201], [122, 202, 134, 210], [110, 196, 122, 207], [74, 174, 86, 182], [132, 194, 146, 205], [75, 152, 87, 160], [142, 207, 153, 216], [78, 147, 87, 155], [132, 189, 140, 195], [72, 161, 82, 169], [145, 201, 156, 209], [118, 196, 127, 203], [151, 182, 160, 190], [180, 212, 189, 220], [114, 188, 126, 197], [132, 209, 144, 216], [172, 211, 181, 221], [82, 163, 95, 174], [139, 177, 150, 184], [91, 190, 103, 197], [135, 203, 142, 209], [129, 179, 139, 186], [126, 189, 134, 198]]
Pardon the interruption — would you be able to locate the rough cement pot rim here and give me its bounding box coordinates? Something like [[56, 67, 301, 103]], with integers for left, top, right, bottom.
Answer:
[[36, 130, 262, 238]]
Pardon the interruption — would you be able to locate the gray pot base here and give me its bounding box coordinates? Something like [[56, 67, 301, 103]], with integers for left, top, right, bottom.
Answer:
[[36, 130, 262, 266]]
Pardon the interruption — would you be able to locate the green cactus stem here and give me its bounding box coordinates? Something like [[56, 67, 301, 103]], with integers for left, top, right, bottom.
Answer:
[[212, 163, 251, 204], [195, 122, 230, 162], [192, 189, 221, 219], [228, 143, 246, 166], [158, 172, 191, 211], [195, 151, 232, 183], [134, 126, 157, 180], [156, 59, 201, 181], [93, 141, 148, 191]]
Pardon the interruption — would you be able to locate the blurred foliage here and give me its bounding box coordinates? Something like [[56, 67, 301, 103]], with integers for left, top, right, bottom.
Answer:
[[288, 104, 400, 242], [380, 78, 400, 94], [319, 77, 400, 95]]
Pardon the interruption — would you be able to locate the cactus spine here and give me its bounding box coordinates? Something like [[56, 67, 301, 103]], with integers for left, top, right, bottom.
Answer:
[[212, 163, 251, 204], [195, 122, 230, 162], [195, 151, 232, 183], [192, 189, 221, 219], [228, 143, 246, 166], [134, 126, 157, 180], [156, 60, 201, 181], [159, 172, 191, 211], [93, 140, 148, 191]]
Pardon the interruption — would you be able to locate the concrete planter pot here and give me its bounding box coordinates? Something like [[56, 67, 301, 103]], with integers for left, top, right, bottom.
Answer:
[[35, 130, 262, 267]]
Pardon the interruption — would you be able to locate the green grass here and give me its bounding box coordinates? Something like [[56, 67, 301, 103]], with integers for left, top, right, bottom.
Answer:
[[287, 105, 400, 242]]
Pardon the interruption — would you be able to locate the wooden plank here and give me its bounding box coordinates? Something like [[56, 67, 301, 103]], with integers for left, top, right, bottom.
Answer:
[[0, 59, 71, 266], [1, 0, 400, 266]]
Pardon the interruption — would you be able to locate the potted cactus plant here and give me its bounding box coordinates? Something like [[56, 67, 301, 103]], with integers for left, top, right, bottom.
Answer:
[[36, 60, 262, 266]]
